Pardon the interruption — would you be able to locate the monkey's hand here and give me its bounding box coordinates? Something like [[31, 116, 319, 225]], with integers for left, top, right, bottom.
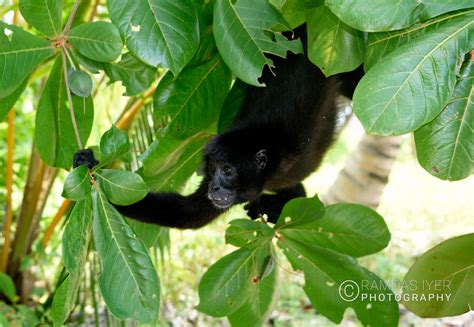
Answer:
[[244, 194, 283, 224], [73, 149, 99, 169]]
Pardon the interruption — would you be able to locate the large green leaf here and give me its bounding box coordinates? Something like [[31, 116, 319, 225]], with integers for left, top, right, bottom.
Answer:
[[228, 247, 279, 327], [62, 166, 91, 201], [213, 0, 303, 86], [279, 203, 390, 257], [68, 22, 123, 62], [51, 274, 81, 327], [269, 0, 305, 29], [107, 0, 199, 74], [98, 125, 131, 167], [217, 79, 248, 133], [0, 76, 28, 122], [127, 220, 169, 249], [95, 169, 149, 205], [103, 52, 157, 96], [197, 248, 257, 317], [365, 10, 474, 70], [62, 197, 92, 274], [402, 233, 474, 317], [0, 22, 55, 98], [225, 219, 274, 248], [35, 57, 94, 169], [19, 0, 62, 37], [275, 196, 325, 229], [153, 55, 231, 138], [353, 11, 474, 135], [306, 1, 365, 76], [326, 0, 474, 32], [278, 238, 399, 326], [414, 60, 474, 181], [92, 187, 160, 324], [140, 132, 212, 191]]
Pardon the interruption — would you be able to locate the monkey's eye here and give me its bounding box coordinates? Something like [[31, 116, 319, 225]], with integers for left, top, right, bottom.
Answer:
[[223, 166, 233, 176]]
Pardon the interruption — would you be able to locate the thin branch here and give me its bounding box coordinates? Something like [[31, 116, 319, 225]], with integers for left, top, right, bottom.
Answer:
[[61, 49, 84, 149], [0, 0, 20, 274], [0, 110, 15, 272], [62, 0, 82, 35], [62, 45, 76, 70]]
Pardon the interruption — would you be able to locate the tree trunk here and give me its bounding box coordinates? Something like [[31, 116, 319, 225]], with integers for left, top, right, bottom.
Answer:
[[322, 134, 402, 208]]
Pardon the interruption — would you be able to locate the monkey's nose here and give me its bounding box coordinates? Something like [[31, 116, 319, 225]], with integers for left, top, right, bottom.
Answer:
[[212, 185, 220, 192]]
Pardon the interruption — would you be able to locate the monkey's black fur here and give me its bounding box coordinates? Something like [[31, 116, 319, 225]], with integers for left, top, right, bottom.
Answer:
[[74, 27, 364, 229]]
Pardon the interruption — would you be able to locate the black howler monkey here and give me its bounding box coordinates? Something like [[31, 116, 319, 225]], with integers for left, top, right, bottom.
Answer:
[[74, 26, 364, 229]]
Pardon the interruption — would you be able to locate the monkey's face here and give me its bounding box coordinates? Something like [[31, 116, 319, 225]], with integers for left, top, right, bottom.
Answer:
[[206, 149, 268, 209], [207, 160, 238, 209]]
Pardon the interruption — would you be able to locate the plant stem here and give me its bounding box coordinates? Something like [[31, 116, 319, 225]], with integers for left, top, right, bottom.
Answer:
[[63, 0, 82, 35], [62, 49, 84, 149], [62, 45, 77, 70], [0, 110, 15, 273]]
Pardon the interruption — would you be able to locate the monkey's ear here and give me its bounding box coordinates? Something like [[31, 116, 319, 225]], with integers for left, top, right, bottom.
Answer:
[[255, 150, 267, 169]]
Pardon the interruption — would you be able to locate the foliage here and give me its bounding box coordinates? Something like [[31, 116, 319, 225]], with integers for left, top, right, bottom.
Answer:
[[1, 0, 473, 325], [198, 197, 398, 325], [401, 233, 474, 318]]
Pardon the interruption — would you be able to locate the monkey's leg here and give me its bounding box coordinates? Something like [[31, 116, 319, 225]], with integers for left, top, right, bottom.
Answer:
[[245, 183, 306, 223]]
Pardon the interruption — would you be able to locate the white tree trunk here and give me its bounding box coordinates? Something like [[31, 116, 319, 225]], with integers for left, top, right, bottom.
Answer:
[[322, 134, 402, 208]]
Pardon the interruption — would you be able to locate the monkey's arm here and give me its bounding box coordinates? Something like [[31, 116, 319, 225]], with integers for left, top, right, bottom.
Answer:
[[114, 179, 225, 229]]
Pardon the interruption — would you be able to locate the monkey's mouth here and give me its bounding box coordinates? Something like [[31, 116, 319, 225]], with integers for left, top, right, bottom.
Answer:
[[208, 194, 235, 209]]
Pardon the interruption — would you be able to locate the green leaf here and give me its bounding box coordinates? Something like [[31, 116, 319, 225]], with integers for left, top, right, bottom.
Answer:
[[99, 125, 131, 166], [107, 0, 199, 74], [127, 220, 169, 249], [51, 274, 81, 326], [280, 203, 390, 257], [92, 187, 160, 324], [0, 75, 28, 122], [69, 70, 93, 97], [326, 0, 474, 32], [197, 248, 256, 317], [35, 57, 94, 169], [228, 247, 279, 327], [19, 0, 62, 37], [218, 79, 248, 133], [269, 0, 305, 29], [353, 11, 474, 135], [306, 1, 365, 76], [72, 48, 103, 74], [0, 272, 18, 303], [62, 166, 91, 201], [225, 219, 274, 248], [275, 196, 325, 229], [0, 22, 55, 98], [140, 132, 211, 191], [187, 24, 218, 68], [95, 169, 149, 205], [103, 52, 156, 96], [213, 0, 303, 86], [364, 10, 472, 70], [414, 60, 474, 181], [402, 233, 474, 317], [153, 55, 231, 138], [278, 238, 399, 326], [420, 1, 474, 21], [68, 21, 123, 63], [62, 196, 92, 274]]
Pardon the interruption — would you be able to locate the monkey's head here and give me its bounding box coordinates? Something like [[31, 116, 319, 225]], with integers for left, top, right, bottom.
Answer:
[[203, 133, 269, 209]]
